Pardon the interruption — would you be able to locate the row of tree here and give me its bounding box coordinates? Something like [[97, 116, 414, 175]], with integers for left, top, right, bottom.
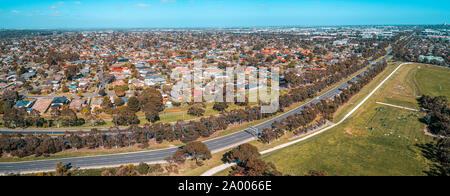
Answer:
[[2, 106, 85, 129], [260, 61, 388, 143], [418, 95, 449, 136], [417, 95, 449, 176]]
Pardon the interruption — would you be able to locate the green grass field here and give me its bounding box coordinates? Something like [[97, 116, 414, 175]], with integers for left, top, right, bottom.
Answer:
[[257, 63, 450, 176]]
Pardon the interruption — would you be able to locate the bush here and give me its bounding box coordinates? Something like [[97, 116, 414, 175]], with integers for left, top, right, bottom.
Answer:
[[187, 104, 205, 117], [149, 164, 164, 174], [136, 162, 150, 175], [213, 102, 229, 111]]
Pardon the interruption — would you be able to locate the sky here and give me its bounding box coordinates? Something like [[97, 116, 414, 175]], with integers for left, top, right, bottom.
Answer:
[[0, 0, 449, 29]]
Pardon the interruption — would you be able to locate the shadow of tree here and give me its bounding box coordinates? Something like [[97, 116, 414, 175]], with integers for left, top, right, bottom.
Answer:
[[415, 142, 445, 176]]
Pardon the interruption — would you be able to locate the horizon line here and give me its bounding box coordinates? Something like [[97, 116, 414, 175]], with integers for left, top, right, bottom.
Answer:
[[0, 23, 448, 31]]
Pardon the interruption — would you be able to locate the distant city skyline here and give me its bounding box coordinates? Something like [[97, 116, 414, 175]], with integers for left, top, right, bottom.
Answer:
[[0, 0, 449, 29]]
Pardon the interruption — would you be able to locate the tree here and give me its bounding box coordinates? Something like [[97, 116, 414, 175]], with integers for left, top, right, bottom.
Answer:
[[187, 104, 205, 117], [1, 100, 12, 114], [0, 100, 4, 114], [114, 165, 138, 176], [136, 162, 150, 175], [80, 106, 94, 125], [259, 128, 277, 144], [143, 104, 160, 123], [114, 85, 128, 97], [112, 108, 140, 126], [435, 137, 450, 176], [101, 97, 113, 110], [114, 97, 125, 107], [25, 109, 44, 127], [51, 107, 61, 128], [3, 107, 26, 128], [183, 141, 212, 165], [229, 158, 282, 176], [127, 96, 140, 112], [168, 149, 188, 164], [138, 87, 164, 112], [2, 89, 18, 102], [65, 65, 80, 81], [55, 162, 70, 176], [169, 141, 212, 166], [223, 143, 260, 163], [418, 95, 450, 136], [213, 102, 229, 112], [60, 107, 81, 127], [148, 164, 164, 174]]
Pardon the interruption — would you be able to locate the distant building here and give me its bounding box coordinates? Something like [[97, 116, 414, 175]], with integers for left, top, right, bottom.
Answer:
[[419, 55, 444, 63]]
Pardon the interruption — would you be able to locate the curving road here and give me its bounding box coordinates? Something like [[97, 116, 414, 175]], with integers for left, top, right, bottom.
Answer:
[[0, 51, 392, 174]]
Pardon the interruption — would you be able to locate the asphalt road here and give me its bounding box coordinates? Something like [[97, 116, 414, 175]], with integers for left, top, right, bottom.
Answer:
[[0, 51, 392, 174]]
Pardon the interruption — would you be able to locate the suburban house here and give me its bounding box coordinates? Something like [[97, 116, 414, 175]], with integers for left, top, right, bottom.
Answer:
[[14, 99, 36, 110], [51, 97, 69, 109], [22, 71, 36, 80], [91, 98, 103, 109], [31, 98, 53, 114], [69, 99, 88, 111], [111, 79, 126, 87]]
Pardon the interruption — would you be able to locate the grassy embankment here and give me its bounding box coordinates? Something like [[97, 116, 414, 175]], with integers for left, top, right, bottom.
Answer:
[[249, 63, 449, 176]]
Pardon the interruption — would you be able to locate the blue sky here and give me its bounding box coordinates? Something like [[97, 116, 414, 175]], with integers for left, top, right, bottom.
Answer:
[[0, 0, 449, 29]]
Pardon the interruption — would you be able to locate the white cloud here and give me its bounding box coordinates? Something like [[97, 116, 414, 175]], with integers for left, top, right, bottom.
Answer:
[[136, 3, 150, 8], [11, 10, 20, 14], [52, 10, 62, 17], [161, 0, 176, 3], [73, 1, 82, 5]]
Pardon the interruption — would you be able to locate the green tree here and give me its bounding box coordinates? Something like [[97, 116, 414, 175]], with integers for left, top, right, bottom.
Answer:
[[55, 162, 70, 176], [143, 103, 160, 123], [138, 87, 164, 112], [127, 96, 140, 112], [136, 162, 150, 175], [1, 89, 18, 102], [187, 104, 205, 117], [229, 158, 282, 176], [114, 97, 125, 107], [101, 97, 113, 110], [213, 102, 229, 112], [223, 143, 260, 163], [183, 141, 212, 165]]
